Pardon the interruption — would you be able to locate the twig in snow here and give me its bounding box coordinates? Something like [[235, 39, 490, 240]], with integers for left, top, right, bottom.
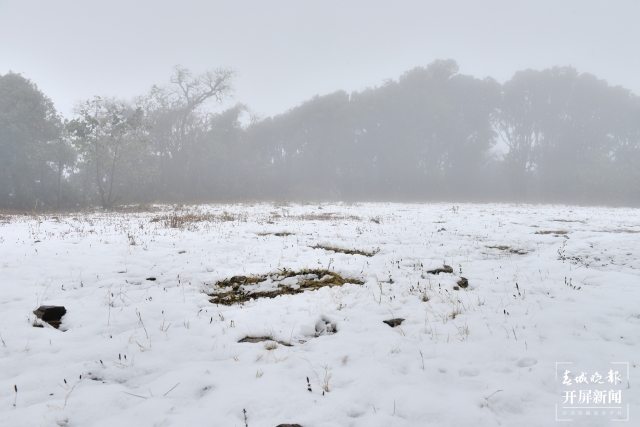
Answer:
[[484, 389, 503, 401], [163, 382, 180, 397], [136, 309, 149, 339], [63, 385, 75, 409], [122, 391, 147, 399]]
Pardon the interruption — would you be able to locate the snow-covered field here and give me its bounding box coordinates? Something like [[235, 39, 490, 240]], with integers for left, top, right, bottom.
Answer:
[[0, 203, 638, 427]]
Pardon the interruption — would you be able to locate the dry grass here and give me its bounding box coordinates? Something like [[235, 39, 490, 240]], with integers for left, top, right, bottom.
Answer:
[[151, 211, 243, 228], [535, 230, 568, 235]]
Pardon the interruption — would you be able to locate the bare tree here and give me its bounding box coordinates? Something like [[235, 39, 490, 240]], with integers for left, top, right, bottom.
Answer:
[[145, 66, 236, 197]]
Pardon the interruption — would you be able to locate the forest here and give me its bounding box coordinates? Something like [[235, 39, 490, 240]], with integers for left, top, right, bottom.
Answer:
[[1, 59, 639, 210]]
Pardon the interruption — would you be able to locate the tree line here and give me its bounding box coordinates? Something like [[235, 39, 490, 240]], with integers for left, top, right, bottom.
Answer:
[[1, 59, 639, 210]]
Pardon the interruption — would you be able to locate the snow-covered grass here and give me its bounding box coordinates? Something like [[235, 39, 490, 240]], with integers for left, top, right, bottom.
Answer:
[[0, 203, 638, 426]]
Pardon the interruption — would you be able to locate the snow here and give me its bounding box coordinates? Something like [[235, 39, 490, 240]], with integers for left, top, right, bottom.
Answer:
[[0, 203, 638, 426]]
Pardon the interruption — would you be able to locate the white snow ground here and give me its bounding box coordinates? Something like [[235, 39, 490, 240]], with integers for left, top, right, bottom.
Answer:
[[0, 203, 638, 427]]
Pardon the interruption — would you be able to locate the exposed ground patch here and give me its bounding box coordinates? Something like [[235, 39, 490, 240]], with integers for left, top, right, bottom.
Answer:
[[535, 230, 568, 235], [239, 336, 292, 347], [427, 265, 453, 275], [208, 269, 364, 306], [311, 245, 379, 257], [257, 231, 294, 237], [486, 245, 528, 255], [291, 213, 361, 221]]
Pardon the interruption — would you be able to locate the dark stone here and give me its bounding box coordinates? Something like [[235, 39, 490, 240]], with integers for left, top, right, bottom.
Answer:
[[146, 277, 156, 281], [33, 306, 66, 329], [276, 425, 303, 427], [427, 265, 453, 275], [383, 318, 405, 327], [457, 277, 469, 288], [453, 286, 460, 291]]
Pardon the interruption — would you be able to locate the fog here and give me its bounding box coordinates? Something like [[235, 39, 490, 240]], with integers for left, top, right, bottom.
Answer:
[[1, 1, 639, 209], [2, 0, 640, 118]]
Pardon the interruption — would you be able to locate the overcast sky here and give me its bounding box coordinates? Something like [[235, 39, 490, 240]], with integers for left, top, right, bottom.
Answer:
[[1, 0, 639, 118]]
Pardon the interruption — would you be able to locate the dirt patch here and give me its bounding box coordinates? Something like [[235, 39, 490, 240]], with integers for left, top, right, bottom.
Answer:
[[486, 245, 527, 255], [311, 245, 379, 257], [535, 230, 568, 235], [257, 231, 294, 237], [238, 336, 292, 347], [209, 269, 364, 306], [291, 213, 361, 221], [427, 265, 453, 275]]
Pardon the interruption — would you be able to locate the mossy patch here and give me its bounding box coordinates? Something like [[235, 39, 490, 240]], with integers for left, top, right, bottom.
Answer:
[[209, 269, 364, 306], [311, 245, 379, 257]]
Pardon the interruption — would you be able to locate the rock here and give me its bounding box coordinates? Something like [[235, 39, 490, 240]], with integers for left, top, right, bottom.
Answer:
[[427, 265, 453, 275], [383, 318, 405, 327], [33, 305, 66, 329], [453, 286, 460, 290], [146, 277, 156, 281], [457, 277, 469, 288], [276, 425, 303, 427]]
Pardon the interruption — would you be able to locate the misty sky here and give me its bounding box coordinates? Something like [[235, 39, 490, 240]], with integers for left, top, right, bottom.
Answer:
[[1, 0, 639, 118]]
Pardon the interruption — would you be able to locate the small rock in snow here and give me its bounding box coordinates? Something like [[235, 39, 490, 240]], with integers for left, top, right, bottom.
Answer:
[[383, 318, 405, 327], [457, 277, 469, 288], [33, 305, 66, 329]]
